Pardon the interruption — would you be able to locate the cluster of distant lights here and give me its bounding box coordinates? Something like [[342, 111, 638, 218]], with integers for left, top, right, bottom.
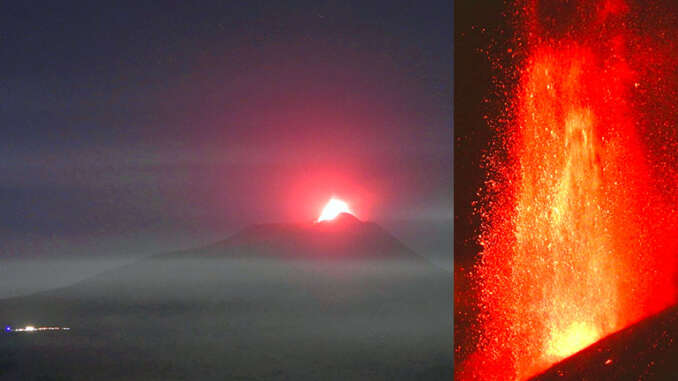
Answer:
[[5, 325, 70, 333]]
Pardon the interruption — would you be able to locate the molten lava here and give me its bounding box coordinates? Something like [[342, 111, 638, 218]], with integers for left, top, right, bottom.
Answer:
[[461, 1, 678, 379], [317, 198, 354, 222]]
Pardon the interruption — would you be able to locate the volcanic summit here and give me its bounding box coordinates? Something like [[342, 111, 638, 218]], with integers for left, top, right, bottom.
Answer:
[[165, 213, 424, 262]]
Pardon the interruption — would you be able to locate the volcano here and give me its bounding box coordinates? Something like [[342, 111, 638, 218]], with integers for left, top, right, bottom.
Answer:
[[167, 213, 422, 261], [0, 217, 451, 380]]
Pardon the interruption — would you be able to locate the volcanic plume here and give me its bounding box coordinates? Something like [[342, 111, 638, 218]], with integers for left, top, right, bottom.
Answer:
[[458, 0, 678, 379]]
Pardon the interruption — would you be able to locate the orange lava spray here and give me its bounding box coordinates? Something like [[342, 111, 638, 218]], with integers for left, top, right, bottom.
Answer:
[[459, 1, 678, 379]]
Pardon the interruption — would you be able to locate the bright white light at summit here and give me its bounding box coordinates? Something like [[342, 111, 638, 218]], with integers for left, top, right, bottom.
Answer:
[[317, 198, 353, 222]]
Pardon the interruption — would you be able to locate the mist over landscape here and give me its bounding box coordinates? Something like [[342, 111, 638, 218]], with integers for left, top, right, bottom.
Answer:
[[2, 219, 451, 380], [1, 0, 451, 379], [0, 216, 450, 299]]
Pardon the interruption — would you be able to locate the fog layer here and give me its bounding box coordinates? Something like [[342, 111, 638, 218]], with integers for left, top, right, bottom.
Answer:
[[1, 256, 451, 380]]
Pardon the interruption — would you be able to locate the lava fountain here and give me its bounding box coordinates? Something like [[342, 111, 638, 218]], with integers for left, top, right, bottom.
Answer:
[[460, 0, 678, 379]]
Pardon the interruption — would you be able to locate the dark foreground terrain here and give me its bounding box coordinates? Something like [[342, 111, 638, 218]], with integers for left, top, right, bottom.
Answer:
[[532, 304, 678, 380], [0, 254, 451, 380]]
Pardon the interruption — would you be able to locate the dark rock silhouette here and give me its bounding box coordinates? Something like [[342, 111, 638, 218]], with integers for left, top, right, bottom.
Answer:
[[172, 213, 424, 261], [531, 305, 678, 381], [0, 217, 451, 380]]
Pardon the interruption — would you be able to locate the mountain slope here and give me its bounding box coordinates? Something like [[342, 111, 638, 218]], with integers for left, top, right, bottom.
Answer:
[[162, 213, 423, 262], [531, 304, 678, 380], [0, 216, 451, 380]]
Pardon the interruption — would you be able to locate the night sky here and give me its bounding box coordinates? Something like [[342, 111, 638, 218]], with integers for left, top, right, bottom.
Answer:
[[454, 0, 506, 268], [0, 1, 451, 267]]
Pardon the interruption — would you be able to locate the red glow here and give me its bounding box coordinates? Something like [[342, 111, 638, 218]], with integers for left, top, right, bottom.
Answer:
[[283, 170, 375, 223], [460, 1, 678, 379], [317, 198, 354, 222]]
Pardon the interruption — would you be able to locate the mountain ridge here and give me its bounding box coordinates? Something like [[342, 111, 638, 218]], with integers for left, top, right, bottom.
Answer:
[[158, 213, 426, 262]]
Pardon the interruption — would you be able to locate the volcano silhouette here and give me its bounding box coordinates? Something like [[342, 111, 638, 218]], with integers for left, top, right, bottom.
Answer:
[[172, 213, 422, 261], [0, 215, 451, 380]]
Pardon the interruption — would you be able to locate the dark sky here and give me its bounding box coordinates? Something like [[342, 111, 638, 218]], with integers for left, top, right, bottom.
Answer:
[[454, 0, 507, 267], [1, 1, 451, 265]]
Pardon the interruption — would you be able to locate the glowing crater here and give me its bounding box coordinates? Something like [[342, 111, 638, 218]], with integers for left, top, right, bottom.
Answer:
[[317, 198, 354, 222], [546, 322, 600, 359]]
